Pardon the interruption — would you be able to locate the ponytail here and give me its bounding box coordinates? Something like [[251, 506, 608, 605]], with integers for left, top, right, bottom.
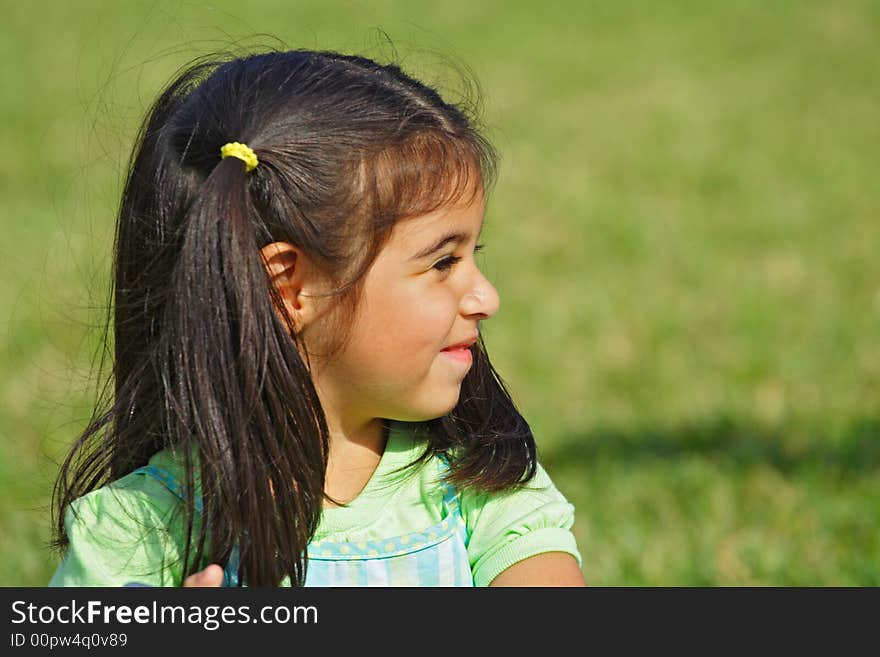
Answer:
[[157, 151, 327, 585]]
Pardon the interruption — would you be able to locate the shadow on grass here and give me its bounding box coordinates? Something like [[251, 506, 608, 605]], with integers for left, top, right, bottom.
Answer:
[[541, 416, 880, 475]]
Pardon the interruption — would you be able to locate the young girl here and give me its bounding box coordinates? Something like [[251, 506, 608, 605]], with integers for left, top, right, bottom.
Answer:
[[49, 48, 585, 587]]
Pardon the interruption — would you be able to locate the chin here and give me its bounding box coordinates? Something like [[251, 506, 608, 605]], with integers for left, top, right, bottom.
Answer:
[[394, 394, 461, 423]]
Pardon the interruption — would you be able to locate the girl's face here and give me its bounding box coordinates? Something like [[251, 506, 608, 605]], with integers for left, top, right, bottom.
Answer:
[[307, 188, 500, 430]]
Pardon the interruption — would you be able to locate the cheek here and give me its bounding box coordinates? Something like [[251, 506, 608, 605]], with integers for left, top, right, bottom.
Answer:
[[356, 283, 457, 361]]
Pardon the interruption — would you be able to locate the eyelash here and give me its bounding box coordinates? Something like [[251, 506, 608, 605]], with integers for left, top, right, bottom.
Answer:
[[433, 243, 485, 273]]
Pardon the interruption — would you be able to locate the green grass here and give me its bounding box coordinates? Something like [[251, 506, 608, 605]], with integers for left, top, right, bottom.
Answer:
[[2, 0, 878, 585]]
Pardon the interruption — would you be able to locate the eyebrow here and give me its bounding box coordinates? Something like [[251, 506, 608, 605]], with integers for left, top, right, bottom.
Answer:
[[409, 231, 471, 261]]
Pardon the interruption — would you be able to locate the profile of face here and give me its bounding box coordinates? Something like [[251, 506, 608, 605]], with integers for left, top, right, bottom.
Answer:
[[262, 187, 500, 430]]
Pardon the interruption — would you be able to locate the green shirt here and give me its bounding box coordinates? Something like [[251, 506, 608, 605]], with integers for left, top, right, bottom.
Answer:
[[49, 420, 581, 587]]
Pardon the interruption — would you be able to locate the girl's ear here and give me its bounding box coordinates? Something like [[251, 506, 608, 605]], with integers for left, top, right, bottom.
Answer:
[[259, 241, 321, 332]]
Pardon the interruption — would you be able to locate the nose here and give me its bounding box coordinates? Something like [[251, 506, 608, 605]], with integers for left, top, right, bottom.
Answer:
[[460, 267, 500, 319]]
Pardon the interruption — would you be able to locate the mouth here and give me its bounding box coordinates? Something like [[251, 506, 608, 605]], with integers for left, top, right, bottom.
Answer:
[[440, 345, 473, 364], [442, 335, 478, 352], [441, 335, 477, 366]]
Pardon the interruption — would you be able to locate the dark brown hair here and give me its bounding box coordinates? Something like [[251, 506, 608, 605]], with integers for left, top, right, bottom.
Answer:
[[52, 47, 536, 586]]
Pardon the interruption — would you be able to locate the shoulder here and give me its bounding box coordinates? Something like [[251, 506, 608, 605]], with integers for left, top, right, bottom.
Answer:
[[67, 473, 165, 528], [388, 424, 577, 533], [458, 460, 575, 532], [49, 451, 193, 587], [66, 451, 188, 526], [457, 459, 582, 587]]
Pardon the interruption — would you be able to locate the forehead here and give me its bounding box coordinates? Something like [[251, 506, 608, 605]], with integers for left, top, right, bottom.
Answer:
[[389, 191, 486, 248]]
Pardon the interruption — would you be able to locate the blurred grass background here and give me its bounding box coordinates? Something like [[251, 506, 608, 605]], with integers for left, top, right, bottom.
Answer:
[[2, 0, 878, 585]]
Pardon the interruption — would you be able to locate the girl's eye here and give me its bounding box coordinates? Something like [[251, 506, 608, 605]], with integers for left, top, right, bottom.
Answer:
[[431, 243, 485, 274], [433, 255, 462, 272]]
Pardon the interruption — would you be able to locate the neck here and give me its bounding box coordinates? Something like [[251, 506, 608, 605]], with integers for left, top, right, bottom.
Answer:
[[326, 417, 389, 461], [305, 354, 388, 458], [321, 419, 389, 508], [311, 376, 389, 507]]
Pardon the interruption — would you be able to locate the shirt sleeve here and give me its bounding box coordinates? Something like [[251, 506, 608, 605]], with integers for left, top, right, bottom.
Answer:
[[460, 461, 582, 587], [48, 476, 190, 587]]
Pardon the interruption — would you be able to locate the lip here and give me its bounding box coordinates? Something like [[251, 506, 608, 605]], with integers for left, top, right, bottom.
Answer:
[[442, 335, 479, 351], [440, 346, 473, 364]]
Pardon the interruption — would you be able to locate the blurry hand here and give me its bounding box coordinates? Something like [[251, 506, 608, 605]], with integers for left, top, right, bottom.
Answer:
[[182, 564, 224, 587]]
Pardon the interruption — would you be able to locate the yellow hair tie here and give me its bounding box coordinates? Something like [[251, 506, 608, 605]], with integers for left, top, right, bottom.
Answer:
[[220, 141, 259, 172]]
